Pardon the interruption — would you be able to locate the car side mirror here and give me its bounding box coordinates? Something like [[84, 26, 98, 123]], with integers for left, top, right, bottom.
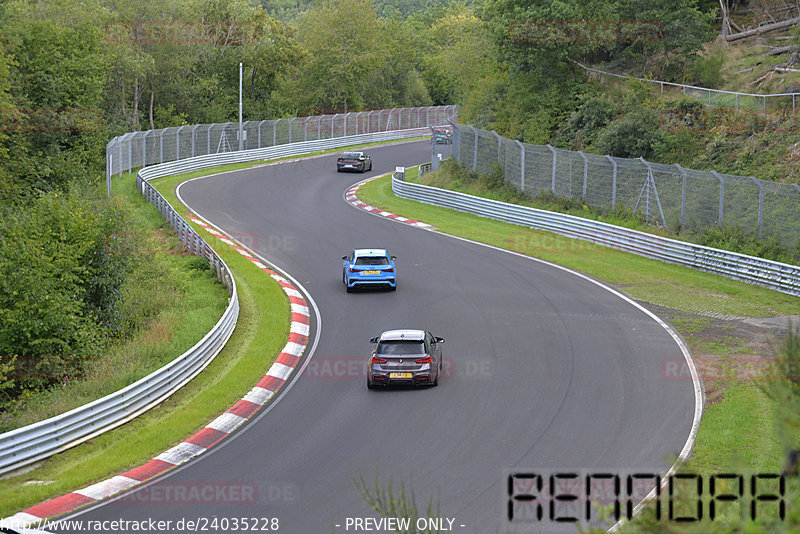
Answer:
[[369, 337, 379, 344], [435, 337, 445, 343], [390, 256, 396, 260], [342, 256, 348, 260]]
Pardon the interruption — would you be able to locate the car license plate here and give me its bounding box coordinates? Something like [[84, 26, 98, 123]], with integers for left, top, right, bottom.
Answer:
[[363, 270, 380, 275], [390, 372, 412, 379]]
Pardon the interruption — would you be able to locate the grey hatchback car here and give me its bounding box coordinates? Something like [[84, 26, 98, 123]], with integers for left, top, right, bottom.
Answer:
[[367, 329, 444, 389]]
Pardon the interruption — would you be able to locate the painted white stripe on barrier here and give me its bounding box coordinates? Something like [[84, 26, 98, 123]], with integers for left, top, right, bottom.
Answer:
[[290, 322, 310, 337], [75, 476, 139, 501], [266, 362, 293, 381], [243, 387, 274, 406], [206, 412, 247, 434], [155, 442, 207, 466], [290, 303, 310, 316], [281, 341, 305, 357]]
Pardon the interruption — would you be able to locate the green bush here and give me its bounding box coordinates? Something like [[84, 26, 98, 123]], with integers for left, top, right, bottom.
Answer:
[[560, 94, 617, 148], [692, 224, 796, 264], [594, 109, 663, 159], [688, 52, 725, 89], [0, 185, 129, 397]]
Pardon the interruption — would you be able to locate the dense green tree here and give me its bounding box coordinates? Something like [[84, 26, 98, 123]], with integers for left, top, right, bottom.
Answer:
[[290, 0, 390, 112]]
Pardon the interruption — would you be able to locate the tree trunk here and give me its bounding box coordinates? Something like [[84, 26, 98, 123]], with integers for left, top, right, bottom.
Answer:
[[132, 75, 140, 131], [147, 76, 155, 130], [725, 16, 800, 41]]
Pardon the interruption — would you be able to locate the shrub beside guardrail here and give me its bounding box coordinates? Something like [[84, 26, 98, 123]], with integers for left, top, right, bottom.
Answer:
[[392, 173, 800, 297]]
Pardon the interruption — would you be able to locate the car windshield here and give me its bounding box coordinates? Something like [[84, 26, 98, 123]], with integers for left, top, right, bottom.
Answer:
[[376, 341, 425, 355], [340, 152, 361, 159], [355, 256, 389, 265]]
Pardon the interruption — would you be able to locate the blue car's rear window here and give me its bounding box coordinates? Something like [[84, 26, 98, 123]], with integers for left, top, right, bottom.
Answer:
[[355, 256, 389, 265], [376, 341, 425, 355]]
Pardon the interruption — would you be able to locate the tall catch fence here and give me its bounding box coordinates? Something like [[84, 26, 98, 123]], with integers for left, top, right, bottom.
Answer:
[[106, 106, 457, 179], [452, 123, 800, 249]]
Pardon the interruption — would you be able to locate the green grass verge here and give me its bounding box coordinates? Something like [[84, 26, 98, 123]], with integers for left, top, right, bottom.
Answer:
[[362, 173, 800, 317], [689, 383, 784, 473], [357, 169, 800, 477], [3, 175, 230, 431], [0, 171, 289, 517], [0, 137, 424, 516]]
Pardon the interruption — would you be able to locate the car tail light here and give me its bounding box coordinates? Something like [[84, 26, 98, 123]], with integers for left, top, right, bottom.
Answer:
[[371, 355, 387, 364], [415, 355, 432, 364], [385, 268, 394, 272], [350, 267, 357, 273]]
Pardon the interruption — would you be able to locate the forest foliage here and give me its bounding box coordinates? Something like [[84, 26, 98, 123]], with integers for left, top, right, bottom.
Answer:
[[0, 0, 750, 413]]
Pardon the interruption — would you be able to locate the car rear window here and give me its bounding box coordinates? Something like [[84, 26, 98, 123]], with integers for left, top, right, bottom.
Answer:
[[340, 152, 360, 159], [355, 256, 389, 265], [376, 341, 425, 355]]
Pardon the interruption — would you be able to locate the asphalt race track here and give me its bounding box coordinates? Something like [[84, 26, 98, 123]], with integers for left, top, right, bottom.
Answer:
[[60, 140, 698, 533]]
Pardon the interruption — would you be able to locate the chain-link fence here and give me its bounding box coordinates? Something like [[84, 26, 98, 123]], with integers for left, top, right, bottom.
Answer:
[[452, 123, 800, 248], [106, 106, 457, 181], [576, 62, 800, 117]]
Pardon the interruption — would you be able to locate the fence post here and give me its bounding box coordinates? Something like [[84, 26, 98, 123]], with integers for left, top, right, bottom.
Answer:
[[547, 144, 557, 194], [515, 140, 525, 193], [189, 125, 198, 157], [711, 170, 725, 226], [764, 95, 767, 117], [675, 164, 688, 228], [468, 125, 478, 170], [177, 126, 186, 160], [606, 155, 618, 210], [128, 134, 133, 172], [640, 158, 666, 226], [749, 176, 764, 238], [579, 151, 588, 201], [492, 130, 502, 164]]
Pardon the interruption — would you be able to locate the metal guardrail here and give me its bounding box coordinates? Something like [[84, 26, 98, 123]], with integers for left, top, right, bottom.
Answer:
[[0, 128, 432, 477], [392, 175, 800, 297]]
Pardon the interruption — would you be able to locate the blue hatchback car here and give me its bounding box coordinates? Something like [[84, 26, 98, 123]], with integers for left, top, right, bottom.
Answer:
[[342, 249, 397, 292]]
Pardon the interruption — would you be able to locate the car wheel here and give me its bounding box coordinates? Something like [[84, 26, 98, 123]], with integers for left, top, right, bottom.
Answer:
[[368, 161, 373, 171], [389, 283, 397, 292], [367, 378, 375, 390], [346, 285, 353, 293], [432, 371, 439, 387]]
